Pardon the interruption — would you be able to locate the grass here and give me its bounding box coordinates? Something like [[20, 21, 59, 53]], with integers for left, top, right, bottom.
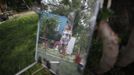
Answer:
[[0, 11, 38, 75]]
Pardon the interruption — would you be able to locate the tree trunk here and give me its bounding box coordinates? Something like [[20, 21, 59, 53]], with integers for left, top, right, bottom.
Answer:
[[116, 27, 134, 67], [96, 20, 119, 74], [0, 0, 7, 12]]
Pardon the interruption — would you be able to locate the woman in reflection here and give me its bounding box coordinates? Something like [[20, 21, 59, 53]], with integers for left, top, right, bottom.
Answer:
[[75, 51, 85, 73]]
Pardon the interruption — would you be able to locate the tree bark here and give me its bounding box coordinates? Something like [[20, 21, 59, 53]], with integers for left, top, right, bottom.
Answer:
[[96, 20, 119, 74], [0, 1, 7, 13], [116, 27, 134, 67]]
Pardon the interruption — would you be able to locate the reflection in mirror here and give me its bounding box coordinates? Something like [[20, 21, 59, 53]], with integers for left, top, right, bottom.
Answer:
[[35, 0, 99, 75]]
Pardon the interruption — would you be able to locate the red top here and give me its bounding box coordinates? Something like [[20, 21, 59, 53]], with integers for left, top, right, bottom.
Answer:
[[75, 53, 81, 64]]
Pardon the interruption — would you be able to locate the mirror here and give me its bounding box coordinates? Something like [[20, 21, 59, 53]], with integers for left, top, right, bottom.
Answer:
[[35, 0, 97, 75]]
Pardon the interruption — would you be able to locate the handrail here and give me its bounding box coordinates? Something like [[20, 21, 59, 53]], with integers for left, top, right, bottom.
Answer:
[[15, 62, 37, 75]]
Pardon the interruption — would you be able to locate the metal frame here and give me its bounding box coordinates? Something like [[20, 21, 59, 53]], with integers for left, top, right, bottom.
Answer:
[[35, 14, 41, 61], [15, 62, 37, 75]]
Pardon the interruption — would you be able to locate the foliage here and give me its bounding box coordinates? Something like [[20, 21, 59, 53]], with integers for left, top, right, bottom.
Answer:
[[53, 0, 81, 16], [61, 0, 71, 6], [72, 0, 81, 9], [52, 6, 70, 16], [73, 9, 81, 34], [61, 0, 81, 9], [24, 0, 35, 5], [41, 17, 59, 40], [98, 8, 113, 21]]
